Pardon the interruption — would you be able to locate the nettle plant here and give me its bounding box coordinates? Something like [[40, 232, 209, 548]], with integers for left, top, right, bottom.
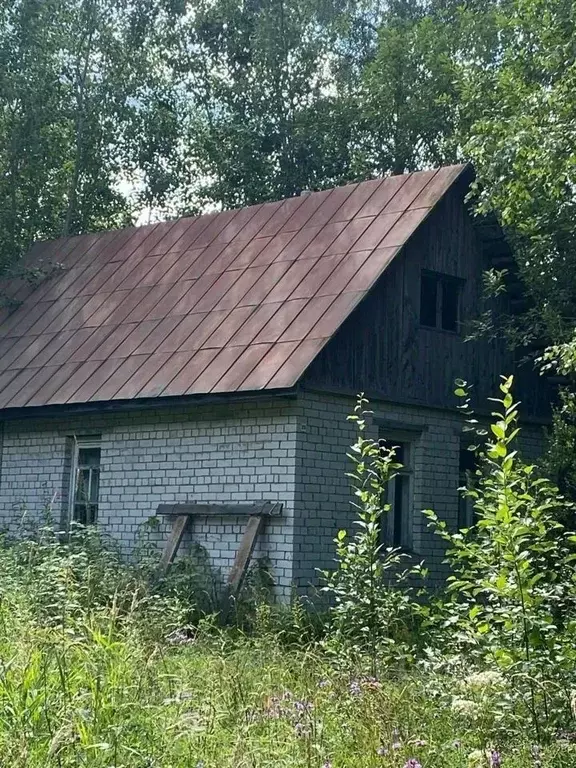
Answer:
[[425, 375, 576, 741], [320, 395, 423, 672]]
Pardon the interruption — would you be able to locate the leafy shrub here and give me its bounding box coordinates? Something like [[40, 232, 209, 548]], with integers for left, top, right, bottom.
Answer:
[[0, 519, 225, 641], [320, 395, 423, 672], [425, 375, 576, 741]]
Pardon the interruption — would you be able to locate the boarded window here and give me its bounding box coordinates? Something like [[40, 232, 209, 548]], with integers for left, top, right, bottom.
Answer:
[[420, 271, 462, 332]]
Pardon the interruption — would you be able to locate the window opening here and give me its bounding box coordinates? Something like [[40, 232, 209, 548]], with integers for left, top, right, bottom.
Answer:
[[71, 439, 101, 525], [420, 271, 461, 332], [379, 435, 413, 550]]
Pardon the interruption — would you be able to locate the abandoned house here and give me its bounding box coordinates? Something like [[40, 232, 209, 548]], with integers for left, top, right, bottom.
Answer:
[[0, 164, 550, 598]]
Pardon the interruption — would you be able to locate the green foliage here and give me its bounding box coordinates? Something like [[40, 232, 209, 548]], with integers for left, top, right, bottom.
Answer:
[[463, 0, 576, 346], [355, 1, 460, 175], [0, 0, 183, 266], [537, 338, 576, 506], [169, 0, 365, 210], [320, 394, 422, 671], [0, 526, 574, 766], [425, 376, 576, 742]]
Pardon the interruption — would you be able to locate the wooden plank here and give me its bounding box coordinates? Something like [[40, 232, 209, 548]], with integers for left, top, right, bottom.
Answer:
[[159, 514, 189, 569], [226, 514, 265, 595], [156, 501, 281, 518]]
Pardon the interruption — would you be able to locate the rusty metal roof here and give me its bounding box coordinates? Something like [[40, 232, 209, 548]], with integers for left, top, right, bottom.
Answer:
[[0, 165, 468, 409]]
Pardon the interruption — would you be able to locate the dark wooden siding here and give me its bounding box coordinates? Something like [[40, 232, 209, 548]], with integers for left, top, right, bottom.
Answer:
[[302, 184, 551, 419]]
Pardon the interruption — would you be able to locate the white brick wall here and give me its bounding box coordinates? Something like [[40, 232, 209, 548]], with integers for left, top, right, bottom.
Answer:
[[292, 391, 545, 592], [0, 398, 298, 599], [0, 392, 545, 600]]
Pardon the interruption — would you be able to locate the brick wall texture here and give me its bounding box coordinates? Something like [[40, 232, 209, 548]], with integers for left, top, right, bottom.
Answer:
[[0, 392, 545, 599]]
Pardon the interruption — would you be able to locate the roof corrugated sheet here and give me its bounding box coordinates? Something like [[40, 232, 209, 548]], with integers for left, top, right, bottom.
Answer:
[[0, 164, 467, 409]]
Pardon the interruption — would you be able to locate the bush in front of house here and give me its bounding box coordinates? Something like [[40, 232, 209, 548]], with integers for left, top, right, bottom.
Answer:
[[321, 375, 576, 752], [318, 393, 425, 673]]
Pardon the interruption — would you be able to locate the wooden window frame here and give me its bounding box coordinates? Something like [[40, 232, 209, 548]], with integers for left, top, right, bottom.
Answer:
[[378, 432, 414, 552], [69, 437, 101, 526], [420, 269, 463, 333]]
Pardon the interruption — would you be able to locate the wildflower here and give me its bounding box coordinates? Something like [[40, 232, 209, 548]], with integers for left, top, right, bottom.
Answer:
[[318, 679, 330, 688], [403, 760, 422, 768], [349, 680, 362, 696], [467, 750, 484, 767], [295, 722, 310, 738], [451, 697, 479, 717], [392, 728, 402, 750], [322, 762, 333, 768], [531, 745, 542, 767], [410, 738, 427, 747], [294, 699, 313, 712], [464, 671, 505, 690], [376, 746, 389, 756], [490, 750, 501, 768]]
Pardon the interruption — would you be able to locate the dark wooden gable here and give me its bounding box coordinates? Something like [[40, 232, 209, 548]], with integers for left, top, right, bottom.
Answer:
[[302, 181, 551, 420]]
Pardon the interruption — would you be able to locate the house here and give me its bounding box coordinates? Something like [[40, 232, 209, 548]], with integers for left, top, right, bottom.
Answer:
[[0, 164, 550, 598]]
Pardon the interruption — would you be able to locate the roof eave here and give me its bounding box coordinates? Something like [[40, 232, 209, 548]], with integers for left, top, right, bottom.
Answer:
[[0, 386, 299, 421]]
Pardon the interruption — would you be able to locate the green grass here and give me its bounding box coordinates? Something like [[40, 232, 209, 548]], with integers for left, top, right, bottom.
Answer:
[[1, 625, 575, 768], [0, 530, 574, 767]]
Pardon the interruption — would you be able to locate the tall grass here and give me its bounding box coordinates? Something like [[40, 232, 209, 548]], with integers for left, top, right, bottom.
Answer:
[[0, 525, 573, 766]]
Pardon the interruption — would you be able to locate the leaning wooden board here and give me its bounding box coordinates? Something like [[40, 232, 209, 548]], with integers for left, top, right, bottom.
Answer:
[[156, 501, 283, 597]]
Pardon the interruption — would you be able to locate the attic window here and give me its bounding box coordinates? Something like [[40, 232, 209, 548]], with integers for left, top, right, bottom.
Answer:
[[420, 271, 461, 332]]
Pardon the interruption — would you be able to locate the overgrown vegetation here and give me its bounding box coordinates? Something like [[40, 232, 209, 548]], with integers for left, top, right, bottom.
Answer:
[[425, 377, 576, 743], [319, 394, 423, 672], [1, 378, 575, 765]]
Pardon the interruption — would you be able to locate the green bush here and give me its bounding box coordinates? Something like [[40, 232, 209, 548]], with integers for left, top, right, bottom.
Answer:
[[425, 375, 576, 742], [320, 395, 424, 672]]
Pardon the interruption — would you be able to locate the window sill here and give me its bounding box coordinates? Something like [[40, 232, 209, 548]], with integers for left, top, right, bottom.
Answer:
[[380, 545, 420, 560], [420, 324, 461, 337]]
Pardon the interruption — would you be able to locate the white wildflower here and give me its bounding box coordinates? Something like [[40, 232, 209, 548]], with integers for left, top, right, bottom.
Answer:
[[451, 697, 480, 717], [464, 670, 505, 690]]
